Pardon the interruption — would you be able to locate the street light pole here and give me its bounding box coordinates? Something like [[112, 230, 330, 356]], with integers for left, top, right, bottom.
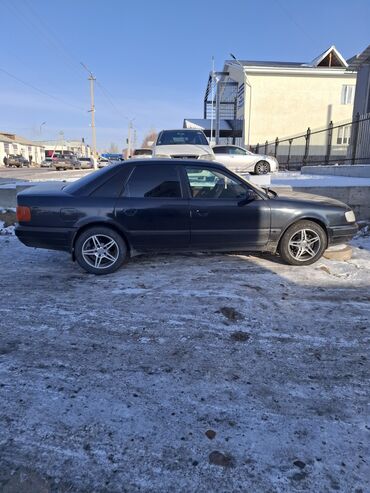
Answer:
[[39, 121, 46, 135], [230, 53, 252, 148]]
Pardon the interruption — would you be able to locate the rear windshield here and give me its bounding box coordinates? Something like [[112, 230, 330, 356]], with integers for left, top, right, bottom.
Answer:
[[64, 164, 120, 195], [157, 130, 208, 146], [134, 149, 153, 156]]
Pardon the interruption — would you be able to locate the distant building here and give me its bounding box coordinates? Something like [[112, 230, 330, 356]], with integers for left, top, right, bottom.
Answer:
[[187, 46, 357, 148], [347, 44, 370, 115], [0, 132, 45, 165], [36, 138, 91, 159]]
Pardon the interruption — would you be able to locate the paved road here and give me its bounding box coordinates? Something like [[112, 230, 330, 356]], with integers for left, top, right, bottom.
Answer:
[[0, 233, 369, 492], [0, 167, 93, 185]]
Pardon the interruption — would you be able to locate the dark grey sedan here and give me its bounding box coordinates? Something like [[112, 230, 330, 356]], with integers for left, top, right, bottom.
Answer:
[[15, 160, 358, 274]]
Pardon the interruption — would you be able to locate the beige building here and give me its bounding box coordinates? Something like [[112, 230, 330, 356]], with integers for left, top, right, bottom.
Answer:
[[35, 138, 91, 159], [223, 46, 357, 147], [0, 132, 45, 165]]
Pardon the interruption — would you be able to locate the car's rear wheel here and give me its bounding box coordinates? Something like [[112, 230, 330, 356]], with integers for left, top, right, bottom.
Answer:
[[254, 160, 270, 175], [75, 226, 128, 275], [279, 220, 327, 266]]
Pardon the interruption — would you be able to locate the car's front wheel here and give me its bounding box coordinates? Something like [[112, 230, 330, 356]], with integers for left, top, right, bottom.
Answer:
[[279, 220, 327, 266], [75, 226, 128, 275], [254, 160, 270, 175]]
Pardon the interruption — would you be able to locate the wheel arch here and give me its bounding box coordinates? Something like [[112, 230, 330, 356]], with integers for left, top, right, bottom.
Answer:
[[277, 216, 329, 251], [71, 220, 131, 260]]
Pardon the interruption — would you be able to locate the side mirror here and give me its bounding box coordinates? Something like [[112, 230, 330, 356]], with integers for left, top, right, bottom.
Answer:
[[238, 189, 256, 206]]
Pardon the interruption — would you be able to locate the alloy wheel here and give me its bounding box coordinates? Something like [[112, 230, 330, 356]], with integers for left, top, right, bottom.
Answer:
[[256, 161, 269, 174], [288, 228, 321, 262], [82, 234, 119, 269]]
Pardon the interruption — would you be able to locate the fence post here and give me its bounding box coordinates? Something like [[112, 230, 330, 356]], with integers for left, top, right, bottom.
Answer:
[[325, 121, 333, 165], [274, 137, 279, 158], [303, 127, 311, 166], [264, 140, 268, 154], [351, 112, 360, 165], [287, 139, 293, 171]]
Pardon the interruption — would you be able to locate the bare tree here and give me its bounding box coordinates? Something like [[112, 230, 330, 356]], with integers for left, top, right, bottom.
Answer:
[[141, 130, 157, 148], [108, 142, 119, 153]]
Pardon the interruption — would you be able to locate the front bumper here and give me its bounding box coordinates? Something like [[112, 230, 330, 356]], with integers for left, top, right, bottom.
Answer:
[[328, 223, 358, 245], [15, 225, 75, 252]]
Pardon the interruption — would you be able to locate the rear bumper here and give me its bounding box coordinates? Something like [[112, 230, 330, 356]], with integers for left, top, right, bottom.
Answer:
[[328, 224, 358, 245], [15, 225, 75, 252]]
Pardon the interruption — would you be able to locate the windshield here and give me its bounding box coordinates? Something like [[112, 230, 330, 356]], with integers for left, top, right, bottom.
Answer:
[[232, 171, 275, 198], [134, 149, 152, 156], [157, 130, 208, 146]]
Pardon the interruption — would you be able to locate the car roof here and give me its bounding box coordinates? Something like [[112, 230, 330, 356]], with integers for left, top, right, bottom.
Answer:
[[213, 144, 242, 148], [121, 158, 229, 171], [159, 128, 206, 132]]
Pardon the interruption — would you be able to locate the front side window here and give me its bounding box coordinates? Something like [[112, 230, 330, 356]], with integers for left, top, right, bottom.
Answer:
[[213, 146, 228, 154], [186, 167, 246, 199], [123, 164, 182, 198], [228, 147, 247, 155], [157, 130, 208, 146]]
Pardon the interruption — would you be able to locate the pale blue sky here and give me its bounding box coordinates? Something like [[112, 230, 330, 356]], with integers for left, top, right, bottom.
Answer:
[[0, 0, 369, 150]]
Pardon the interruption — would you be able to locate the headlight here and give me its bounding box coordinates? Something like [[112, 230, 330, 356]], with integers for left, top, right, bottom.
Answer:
[[198, 153, 215, 161], [155, 154, 170, 158], [345, 210, 356, 223]]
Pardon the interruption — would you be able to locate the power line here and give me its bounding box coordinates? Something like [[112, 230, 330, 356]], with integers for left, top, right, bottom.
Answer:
[[0, 67, 86, 113], [95, 80, 128, 121], [275, 0, 317, 45]]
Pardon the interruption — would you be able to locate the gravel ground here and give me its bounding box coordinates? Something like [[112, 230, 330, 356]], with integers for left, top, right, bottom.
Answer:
[[0, 234, 369, 492]]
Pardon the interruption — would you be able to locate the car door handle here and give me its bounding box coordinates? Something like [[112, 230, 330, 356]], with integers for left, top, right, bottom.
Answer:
[[193, 209, 209, 217], [120, 208, 138, 216]]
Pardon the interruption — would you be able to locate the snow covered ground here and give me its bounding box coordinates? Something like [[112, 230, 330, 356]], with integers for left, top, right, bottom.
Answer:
[[271, 171, 370, 188], [0, 233, 369, 492]]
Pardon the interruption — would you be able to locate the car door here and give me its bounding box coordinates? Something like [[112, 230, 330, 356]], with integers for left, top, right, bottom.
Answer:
[[184, 165, 271, 249], [114, 163, 190, 251], [213, 146, 234, 167], [228, 147, 255, 172]]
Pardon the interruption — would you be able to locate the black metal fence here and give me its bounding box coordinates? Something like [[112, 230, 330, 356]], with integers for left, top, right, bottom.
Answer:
[[253, 113, 370, 170]]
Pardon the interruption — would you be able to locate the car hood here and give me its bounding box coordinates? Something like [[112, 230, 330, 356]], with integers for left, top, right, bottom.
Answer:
[[271, 189, 350, 209], [154, 144, 213, 156]]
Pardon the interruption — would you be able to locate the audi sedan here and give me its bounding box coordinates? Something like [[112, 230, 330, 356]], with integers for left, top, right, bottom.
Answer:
[[15, 160, 357, 275]]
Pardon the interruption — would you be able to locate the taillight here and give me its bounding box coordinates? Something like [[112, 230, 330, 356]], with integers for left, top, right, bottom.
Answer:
[[16, 206, 31, 222]]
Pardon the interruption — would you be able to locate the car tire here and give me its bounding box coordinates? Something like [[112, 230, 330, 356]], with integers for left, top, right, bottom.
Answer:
[[254, 160, 270, 175], [75, 226, 128, 275], [279, 220, 327, 266]]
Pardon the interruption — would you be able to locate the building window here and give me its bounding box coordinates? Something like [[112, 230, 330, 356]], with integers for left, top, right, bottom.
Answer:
[[341, 85, 355, 105], [4, 143, 10, 154], [337, 125, 351, 145]]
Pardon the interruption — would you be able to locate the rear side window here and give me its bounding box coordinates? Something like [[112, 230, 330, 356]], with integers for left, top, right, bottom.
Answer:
[[91, 170, 127, 197], [123, 164, 182, 198]]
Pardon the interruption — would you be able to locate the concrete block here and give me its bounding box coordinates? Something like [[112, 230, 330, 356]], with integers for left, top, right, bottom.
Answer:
[[302, 165, 370, 178], [324, 244, 352, 261]]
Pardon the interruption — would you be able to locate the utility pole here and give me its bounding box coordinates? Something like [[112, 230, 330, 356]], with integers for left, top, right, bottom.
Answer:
[[126, 119, 135, 158], [127, 121, 132, 158], [81, 62, 98, 169]]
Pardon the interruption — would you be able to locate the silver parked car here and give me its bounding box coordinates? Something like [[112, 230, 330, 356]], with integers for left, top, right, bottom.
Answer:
[[212, 145, 278, 174], [153, 129, 215, 161]]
